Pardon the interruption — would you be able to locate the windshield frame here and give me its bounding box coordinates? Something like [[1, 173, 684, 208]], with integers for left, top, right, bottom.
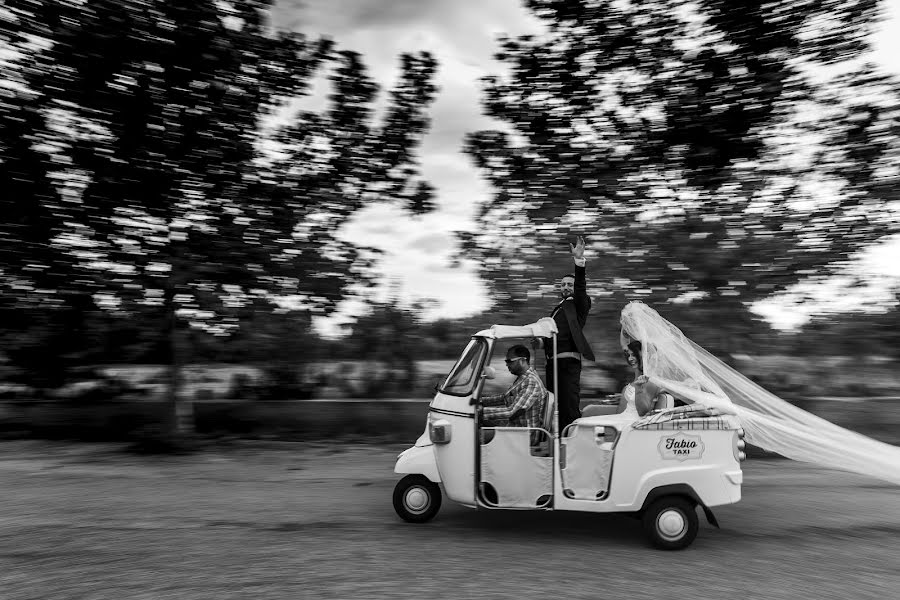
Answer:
[[438, 337, 488, 397]]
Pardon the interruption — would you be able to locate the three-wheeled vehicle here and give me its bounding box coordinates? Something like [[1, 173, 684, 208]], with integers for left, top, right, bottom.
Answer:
[[392, 318, 746, 549]]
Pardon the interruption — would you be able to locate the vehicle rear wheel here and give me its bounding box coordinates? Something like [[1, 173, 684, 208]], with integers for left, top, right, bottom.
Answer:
[[642, 496, 699, 550], [393, 475, 442, 523]]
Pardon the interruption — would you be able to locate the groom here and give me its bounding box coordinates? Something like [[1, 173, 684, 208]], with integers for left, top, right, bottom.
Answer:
[[535, 236, 595, 432]]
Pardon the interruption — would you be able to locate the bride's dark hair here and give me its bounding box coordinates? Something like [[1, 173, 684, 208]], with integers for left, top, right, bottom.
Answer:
[[627, 340, 643, 370]]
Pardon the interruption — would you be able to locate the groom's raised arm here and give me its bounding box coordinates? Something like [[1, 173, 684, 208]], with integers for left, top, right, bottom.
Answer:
[[571, 235, 591, 324]]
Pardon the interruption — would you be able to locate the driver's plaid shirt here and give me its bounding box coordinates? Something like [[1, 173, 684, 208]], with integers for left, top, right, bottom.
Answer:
[[480, 367, 547, 434]]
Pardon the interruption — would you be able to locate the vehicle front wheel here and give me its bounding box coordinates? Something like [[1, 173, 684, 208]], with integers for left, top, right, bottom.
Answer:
[[393, 475, 442, 523], [642, 496, 699, 550]]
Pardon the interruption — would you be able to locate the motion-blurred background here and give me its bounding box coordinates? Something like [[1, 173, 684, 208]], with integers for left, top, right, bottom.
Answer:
[[2, 0, 899, 445]]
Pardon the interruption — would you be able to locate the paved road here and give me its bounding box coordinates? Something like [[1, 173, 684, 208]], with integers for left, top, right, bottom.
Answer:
[[1, 440, 898, 600]]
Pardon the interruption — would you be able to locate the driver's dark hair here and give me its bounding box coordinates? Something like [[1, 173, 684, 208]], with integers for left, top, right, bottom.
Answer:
[[508, 345, 531, 363]]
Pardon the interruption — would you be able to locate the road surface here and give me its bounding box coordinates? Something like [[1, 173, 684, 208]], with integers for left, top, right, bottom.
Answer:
[[1, 440, 898, 599]]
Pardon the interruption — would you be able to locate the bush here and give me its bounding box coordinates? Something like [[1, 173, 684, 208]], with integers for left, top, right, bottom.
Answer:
[[0, 383, 35, 400], [228, 373, 257, 400], [258, 363, 316, 400], [51, 373, 148, 405], [194, 388, 215, 402]]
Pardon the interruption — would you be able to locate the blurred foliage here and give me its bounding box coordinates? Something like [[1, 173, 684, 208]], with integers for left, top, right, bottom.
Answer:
[[316, 293, 425, 396], [785, 294, 900, 358], [1, 0, 899, 412], [461, 0, 900, 335], [0, 1, 437, 408]]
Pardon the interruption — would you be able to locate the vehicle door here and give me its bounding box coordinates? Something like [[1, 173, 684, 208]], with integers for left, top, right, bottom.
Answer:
[[430, 337, 488, 506], [476, 338, 554, 509]]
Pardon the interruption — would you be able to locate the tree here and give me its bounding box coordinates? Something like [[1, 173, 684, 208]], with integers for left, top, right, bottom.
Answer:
[[462, 0, 900, 348], [0, 0, 437, 433], [340, 290, 425, 396]]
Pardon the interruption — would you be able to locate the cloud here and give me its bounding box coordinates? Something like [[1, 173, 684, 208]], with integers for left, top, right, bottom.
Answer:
[[873, 0, 900, 71], [276, 0, 541, 60], [406, 233, 453, 255], [335, 0, 440, 27]]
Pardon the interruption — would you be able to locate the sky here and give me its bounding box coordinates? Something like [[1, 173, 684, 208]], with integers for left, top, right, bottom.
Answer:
[[272, 0, 900, 336]]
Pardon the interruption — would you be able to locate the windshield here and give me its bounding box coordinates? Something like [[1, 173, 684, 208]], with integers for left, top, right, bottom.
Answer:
[[440, 338, 487, 396]]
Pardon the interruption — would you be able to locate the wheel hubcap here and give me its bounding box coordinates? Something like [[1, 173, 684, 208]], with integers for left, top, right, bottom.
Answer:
[[657, 509, 686, 541], [404, 487, 430, 514]]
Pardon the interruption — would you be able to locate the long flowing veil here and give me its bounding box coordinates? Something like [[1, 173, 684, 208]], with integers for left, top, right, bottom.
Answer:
[[620, 301, 900, 486]]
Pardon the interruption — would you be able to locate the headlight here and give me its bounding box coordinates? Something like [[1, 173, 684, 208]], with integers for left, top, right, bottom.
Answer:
[[429, 419, 452, 444]]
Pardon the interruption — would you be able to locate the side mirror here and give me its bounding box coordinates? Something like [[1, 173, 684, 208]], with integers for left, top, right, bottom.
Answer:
[[482, 366, 497, 380]]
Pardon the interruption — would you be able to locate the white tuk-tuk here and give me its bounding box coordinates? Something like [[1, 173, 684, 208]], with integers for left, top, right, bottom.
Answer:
[[392, 318, 746, 550]]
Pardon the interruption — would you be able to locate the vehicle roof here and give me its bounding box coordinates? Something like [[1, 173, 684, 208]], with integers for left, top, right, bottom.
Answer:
[[473, 317, 558, 340]]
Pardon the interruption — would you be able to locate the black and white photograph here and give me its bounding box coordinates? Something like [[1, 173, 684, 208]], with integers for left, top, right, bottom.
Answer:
[[2, 0, 899, 598]]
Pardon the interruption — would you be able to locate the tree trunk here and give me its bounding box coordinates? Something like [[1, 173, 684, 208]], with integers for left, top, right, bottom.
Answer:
[[164, 285, 193, 437]]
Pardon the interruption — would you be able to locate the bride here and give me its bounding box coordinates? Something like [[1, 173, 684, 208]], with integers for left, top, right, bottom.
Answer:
[[581, 333, 676, 419], [620, 338, 674, 418], [618, 300, 900, 486]]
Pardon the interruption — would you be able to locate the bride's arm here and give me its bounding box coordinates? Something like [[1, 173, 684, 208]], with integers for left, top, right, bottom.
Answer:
[[633, 376, 660, 416], [647, 376, 736, 414], [634, 390, 654, 416]]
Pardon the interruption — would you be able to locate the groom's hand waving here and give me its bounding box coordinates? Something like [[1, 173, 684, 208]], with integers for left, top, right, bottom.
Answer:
[[570, 235, 585, 260]]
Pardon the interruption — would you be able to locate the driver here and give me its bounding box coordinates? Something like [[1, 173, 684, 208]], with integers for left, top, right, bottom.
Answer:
[[479, 345, 547, 442]]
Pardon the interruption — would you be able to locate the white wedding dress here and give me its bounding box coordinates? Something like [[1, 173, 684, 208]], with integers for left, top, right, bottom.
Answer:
[[620, 301, 900, 486], [619, 384, 641, 420]]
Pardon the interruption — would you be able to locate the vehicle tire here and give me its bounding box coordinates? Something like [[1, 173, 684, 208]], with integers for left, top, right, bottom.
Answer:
[[642, 496, 699, 550], [393, 475, 442, 523]]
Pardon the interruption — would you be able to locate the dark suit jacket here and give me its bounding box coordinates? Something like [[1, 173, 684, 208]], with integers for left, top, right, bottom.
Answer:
[[548, 263, 595, 361]]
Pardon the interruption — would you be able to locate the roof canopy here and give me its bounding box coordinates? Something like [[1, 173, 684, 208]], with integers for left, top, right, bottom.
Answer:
[[474, 317, 558, 340]]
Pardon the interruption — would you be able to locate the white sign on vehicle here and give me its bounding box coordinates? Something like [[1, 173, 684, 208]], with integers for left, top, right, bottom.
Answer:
[[658, 432, 705, 461]]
